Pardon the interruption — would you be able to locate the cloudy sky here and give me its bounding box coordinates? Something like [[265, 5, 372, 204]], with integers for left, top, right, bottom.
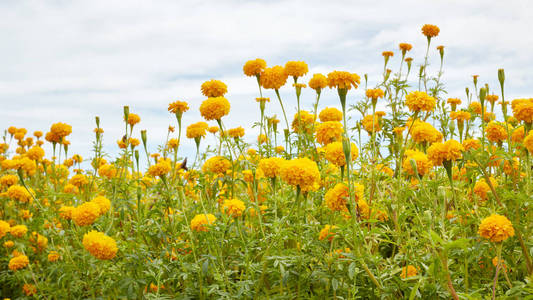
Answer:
[[1, 0, 532, 165]]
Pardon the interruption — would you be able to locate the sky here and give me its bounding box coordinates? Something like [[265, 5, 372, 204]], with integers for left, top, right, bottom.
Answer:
[[1, 0, 532, 167]]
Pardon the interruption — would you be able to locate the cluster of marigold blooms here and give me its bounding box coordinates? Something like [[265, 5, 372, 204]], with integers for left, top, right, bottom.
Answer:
[[0, 23, 531, 296]]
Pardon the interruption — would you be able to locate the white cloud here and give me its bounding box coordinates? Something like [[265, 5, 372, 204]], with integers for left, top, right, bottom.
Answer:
[[1, 0, 532, 167]]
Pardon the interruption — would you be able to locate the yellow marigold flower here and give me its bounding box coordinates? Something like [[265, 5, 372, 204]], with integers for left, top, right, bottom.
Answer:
[[91, 196, 111, 215], [22, 283, 37, 296], [33, 130, 43, 138], [405, 91, 436, 112], [524, 131, 533, 153], [421, 24, 440, 38], [324, 183, 350, 211], [30, 232, 48, 251], [207, 126, 219, 134], [49, 122, 72, 141], [450, 111, 471, 122], [280, 157, 320, 192], [511, 126, 524, 143], [249, 205, 268, 217], [26, 146, 44, 161], [48, 251, 60, 262], [201, 79, 227, 97], [200, 97, 230, 121], [399, 43, 413, 53], [485, 94, 499, 105], [319, 107, 342, 122], [243, 58, 266, 77], [258, 157, 285, 178], [0, 220, 11, 238], [147, 158, 171, 177], [511, 98, 533, 123], [327, 71, 360, 90], [63, 183, 79, 194], [0, 174, 18, 187], [167, 138, 179, 149], [222, 198, 246, 217], [9, 225, 27, 238], [275, 145, 285, 154], [403, 149, 432, 177], [71, 202, 101, 226], [485, 121, 508, 143], [258, 134, 269, 144], [285, 61, 308, 78], [69, 174, 88, 188], [382, 51, 394, 57], [168, 100, 189, 114], [98, 164, 117, 179], [478, 214, 514, 243], [366, 88, 384, 100], [393, 127, 405, 137], [447, 97, 462, 105], [255, 97, 270, 103], [325, 141, 358, 167], [308, 73, 328, 91], [427, 139, 464, 165], [186, 122, 208, 139], [362, 114, 382, 133], [127, 113, 141, 126], [9, 254, 29, 271], [318, 225, 337, 241], [203, 156, 231, 174], [58, 206, 74, 220], [7, 185, 31, 203], [291, 110, 316, 134], [227, 127, 245, 139], [410, 121, 442, 144], [82, 230, 118, 260], [463, 138, 481, 151], [4, 240, 14, 248], [247, 148, 257, 156], [316, 121, 343, 145], [401, 265, 418, 279], [190, 214, 217, 232], [260, 66, 288, 90], [473, 177, 498, 201], [469, 102, 482, 114], [129, 138, 140, 147]]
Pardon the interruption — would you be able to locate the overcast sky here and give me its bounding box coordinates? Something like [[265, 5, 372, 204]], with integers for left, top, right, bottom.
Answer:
[[1, 0, 532, 166]]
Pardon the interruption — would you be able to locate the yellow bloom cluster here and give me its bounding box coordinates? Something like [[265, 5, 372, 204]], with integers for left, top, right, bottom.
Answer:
[[318, 225, 337, 241], [450, 111, 471, 122], [168, 101, 190, 114], [243, 58, 266, 77], [8, 254, 29, 271], [260, 66, 288, 90], [524, 131, 533, 153], [285, 61, 308, 78], [410, 121, 442, 144], [147, 158, 171, 177], [485, 121, 508, 143], [7, 185, 31, 203], [324, 183, 349, 211], [258, 157, 284, 178], [201, 80, 228, 97], [0, 174, 18, 187], [222, 198, 246, 217], [362, 114, 382, 133], [10, 225, 27, 238], [71, 202, 101, 226], [200, 97, 230, 121], [91, 196, 111, 215], [427, 139, 464, 165], [327, 71, 360, 90], [325, 141, 358, 167], [227, 127, 245, 138], [405, 91, 436, 112], [511, 98, 533, 123], [473, 177, 498, 201], [82, 230, 118, 260], [366, 88, 384, 99], [186, 122, 208, 139], [308, 73, 328, 91], [400, 265, 418, 279], [48, 251, 61, 262], [280, 157, 320, 192], [316, 121, 343, 145], [478, 214, 514, 243], [319, 107, 342, 122], [47, 122, 72, 143], [403, 149, 432, 177], [421, 24, 440, 38], [26, 146, 45, 161], [291, 110, 316, 134], [127, 113, 141, 126], [203, 156, 231, 174], [98, 164, 117, 179], [190, 214, 217, 232], [0, 220, 10, 238]]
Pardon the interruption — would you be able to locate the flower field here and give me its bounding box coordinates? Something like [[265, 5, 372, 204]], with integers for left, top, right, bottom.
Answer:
[[1, 24, 533, 299]]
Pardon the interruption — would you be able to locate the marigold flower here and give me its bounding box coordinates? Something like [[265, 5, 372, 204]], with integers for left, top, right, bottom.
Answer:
[[362, 114, 382, 133], [421, 24, 440, 38], [9, 254, 29, 271], [0, 220, 10, 238], [48, 251, 61, 262], [222, 198, 246, 217], [319, 107, 343, 122], [49, 122, 72, 142], [316, 121, 343, 145], [285, 61, 308, 78], [58, 206, 75, 220], [473, 177, 498, 201], [405, 91, 436, 112], [524, 131, 533, 153], [511, 98, 533, 123], [202, 156, 231, 174], [318, 225, 337, 241], [98, 164, 117, 179], [227, 127, 245, 139], [22, 283, 36, 296], [463, 138, 481, 151], [280, 157, 320, 192], [275, 146, 285, 154], [26, 146, 45, 161], [327, 71, 360, 90], [469, 102, 483, 114], [201, 80, 228, 97], [7, 185, 31, 203], [243, 58, 267, 77], [427, 139, 464, 165], [4, 240, 14, 248], [450, 111, 471, 122], [82, 230, 118, 260], [511, 126, 524, 143], [168, 100, 189, 114], [325, 141, 358, 167], [399, 43, 413, 53], [258, 157, 285, 178], [260, 66, 288, 90], [324, 182, 363, 212], [403, 149, 432, 177], [126, 113, 141, 126], [91, 196, 111, 215], [186, 122, 208, 139], [147, 159, 171, 177], [382, 51, 394, 57], [190, 214, 217, 232], [410, 121, 442, 144], [0, 174, 18, 187], [401, 265, 418, 279], [291, 110, 316, 134], [308, 73, 328, 91], [9, 225, 27, 238], [200, 97, 230, 121], [207, 126, 219, 134], [485, 121, 508, 143], [478, 214, 514, 243], [366, 88, 385, 100], [71, 202, 101, 226]]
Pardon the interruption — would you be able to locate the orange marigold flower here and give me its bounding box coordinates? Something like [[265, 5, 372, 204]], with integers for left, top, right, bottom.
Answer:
[[523, 131, 533, 153], [318, 225, 337, 241], [399, 43, 413, 53], [127, 113, 141, 126], [186, 122, 208, 139], [280, 157, 320, 192], [324, 141, 358, 167], [463, 138, 481, 151], [260, 66, 288, 90], [427, 139, 464, 165], [243, 58, 267, 77], [382, 51, 394, 57], [308, 73, 328, 91], [168, 101, 189, 114], [8, 254, 29, 271], [291, 110, 316, 134], [410, 121, 442, 144], [469, 102, 483, 114], [421, 24, 440, 38], [201, 80, 227, 97], [82, 230, 118, 260], [227, 127, 245, 139], [405, 91, 436, 112], [319, 107, 343, 122], [202, 156, 231, 174], [401, 265, 418, 279], [366, 88, 385, 100], [478, 214, 514, 243], [200, 97, 230, 121], [485, 121, 508, 143], [0, 220, 11, 239], [190, 214, 217, 232], [222, 198, 246, 217], [511, 98, 533, 123], [258, 157, 285, 178], [71, 202, 100, 226], [362, 114, 382, 133], [450, 111, 471, 122], [315, 121, 343, 145], [403, 149, 432, 177], [285, 61, 308, 78], [147, 158, 171, 177], [22, 283, 37, 296], [327, 71, 360, 90]]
